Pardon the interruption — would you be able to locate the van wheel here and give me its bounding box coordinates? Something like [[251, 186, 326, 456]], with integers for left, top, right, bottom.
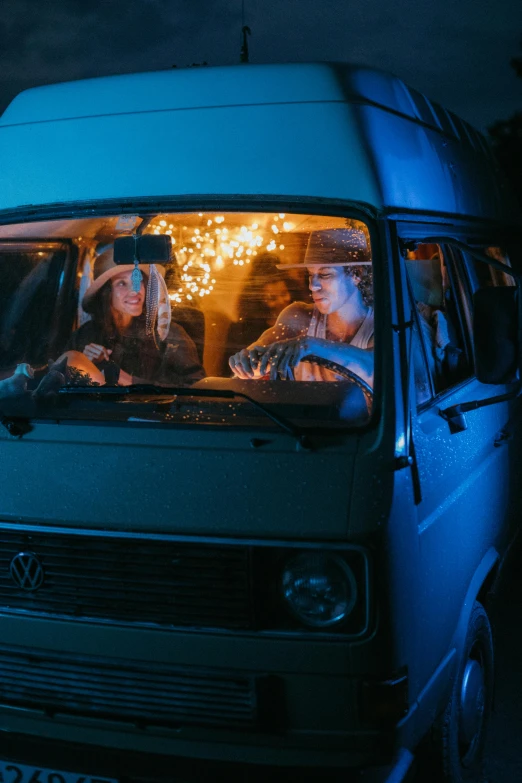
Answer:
[[437, 601, 493, 782]]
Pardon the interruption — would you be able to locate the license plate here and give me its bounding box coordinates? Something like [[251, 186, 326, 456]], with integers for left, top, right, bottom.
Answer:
[[0, 760, 118, 783]]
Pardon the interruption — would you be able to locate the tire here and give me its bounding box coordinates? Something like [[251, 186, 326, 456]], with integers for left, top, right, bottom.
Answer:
[[436, 601, 494, 782]]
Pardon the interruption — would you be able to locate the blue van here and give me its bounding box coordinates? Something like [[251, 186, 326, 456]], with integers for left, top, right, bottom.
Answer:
[[0, 62, 520, 783]]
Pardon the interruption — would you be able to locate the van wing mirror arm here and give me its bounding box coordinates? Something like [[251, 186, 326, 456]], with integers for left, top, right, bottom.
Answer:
[[439, 386, 521, 434]]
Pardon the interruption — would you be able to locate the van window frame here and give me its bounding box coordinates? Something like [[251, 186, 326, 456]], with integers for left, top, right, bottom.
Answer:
[[0, 200, 384, 436], [396, 220, 522, 422]]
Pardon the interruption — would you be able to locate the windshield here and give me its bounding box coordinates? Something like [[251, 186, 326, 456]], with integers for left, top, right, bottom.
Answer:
[[0, 211, 374, 428]]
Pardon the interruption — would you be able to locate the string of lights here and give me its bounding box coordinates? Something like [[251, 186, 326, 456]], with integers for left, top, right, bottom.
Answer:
[[146, 213, 294, 303]]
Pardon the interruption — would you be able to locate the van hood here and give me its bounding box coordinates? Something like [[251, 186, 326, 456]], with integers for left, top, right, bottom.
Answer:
[[0, 420, 358, 540]]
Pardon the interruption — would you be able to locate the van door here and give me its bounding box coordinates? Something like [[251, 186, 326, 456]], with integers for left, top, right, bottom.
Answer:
[[402, 238, 514, 694]]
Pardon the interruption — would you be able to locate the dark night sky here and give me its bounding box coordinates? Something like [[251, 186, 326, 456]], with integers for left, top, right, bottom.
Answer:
[[1, 0, 521, 132]]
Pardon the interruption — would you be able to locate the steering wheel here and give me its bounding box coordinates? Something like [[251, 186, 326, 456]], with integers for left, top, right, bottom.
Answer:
[[299, 354, 373, 411]]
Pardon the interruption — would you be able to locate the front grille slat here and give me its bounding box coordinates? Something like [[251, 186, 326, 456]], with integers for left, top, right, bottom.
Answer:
[[0, 532, 252, 629], [0, 645, 257, 728], [1, 667, 251, 701]]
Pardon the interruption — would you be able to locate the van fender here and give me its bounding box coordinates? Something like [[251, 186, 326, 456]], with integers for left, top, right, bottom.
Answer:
[[428, 546, 499, 727], [449, 546, 499, 659], [397, 547, 499, 750]]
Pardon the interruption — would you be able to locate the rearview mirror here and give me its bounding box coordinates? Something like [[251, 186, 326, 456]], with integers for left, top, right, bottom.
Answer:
[[113, 234, 172, 265], [473, 287, 519, 384]]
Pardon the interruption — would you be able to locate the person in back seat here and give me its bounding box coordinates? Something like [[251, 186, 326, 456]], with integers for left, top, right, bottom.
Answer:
[[407, 249, 463, 389]]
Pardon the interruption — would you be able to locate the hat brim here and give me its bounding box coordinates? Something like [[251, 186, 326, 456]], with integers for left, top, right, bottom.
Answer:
[[276, 261, 372, 269], [82, 263, 165, 312]]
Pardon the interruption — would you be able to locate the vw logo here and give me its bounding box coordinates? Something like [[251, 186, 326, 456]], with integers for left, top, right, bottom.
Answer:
[[9, 552, 45, 591]]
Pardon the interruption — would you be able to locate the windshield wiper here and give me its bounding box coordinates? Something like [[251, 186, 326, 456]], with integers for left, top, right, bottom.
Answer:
[[58, 384, 315, 450]]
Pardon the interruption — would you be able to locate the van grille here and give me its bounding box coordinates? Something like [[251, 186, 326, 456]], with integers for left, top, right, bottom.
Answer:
[[0, 645, 257, 729], [0, 531, 252, 629]]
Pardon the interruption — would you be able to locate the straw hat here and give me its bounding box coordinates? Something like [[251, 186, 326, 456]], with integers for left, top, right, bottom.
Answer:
[[82, 247, 165, 313], [276, 228, 371, 270]]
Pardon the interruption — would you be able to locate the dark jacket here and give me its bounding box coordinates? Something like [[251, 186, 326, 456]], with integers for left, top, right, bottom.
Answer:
[[66, 318, 205, 385]]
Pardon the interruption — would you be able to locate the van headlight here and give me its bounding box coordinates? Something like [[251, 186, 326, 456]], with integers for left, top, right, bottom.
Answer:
[[281, 553, 357, 628]]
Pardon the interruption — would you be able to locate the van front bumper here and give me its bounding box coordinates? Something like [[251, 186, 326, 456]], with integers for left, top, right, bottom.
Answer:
[[0, 729, 415, 783], [0, 617, 416, 781]]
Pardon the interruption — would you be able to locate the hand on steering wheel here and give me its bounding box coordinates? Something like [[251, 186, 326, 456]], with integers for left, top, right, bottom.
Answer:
[[256, 337, 313, 380], [229, 339, 373, 410], [229, 338, 312, 380], [228, 345, 266, 379]]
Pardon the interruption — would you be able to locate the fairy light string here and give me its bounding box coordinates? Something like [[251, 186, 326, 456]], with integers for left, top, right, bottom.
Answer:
[[146, 213, 291, 303]]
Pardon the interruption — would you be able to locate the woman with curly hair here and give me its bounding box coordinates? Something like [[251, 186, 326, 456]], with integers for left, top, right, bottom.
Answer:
[[228, 229, 374, 386]]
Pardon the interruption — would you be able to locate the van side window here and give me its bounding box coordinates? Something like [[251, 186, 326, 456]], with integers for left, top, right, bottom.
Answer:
[[468, 247, 515, 290], [405, 243, 472, 395], [0, 243, 70, 370]]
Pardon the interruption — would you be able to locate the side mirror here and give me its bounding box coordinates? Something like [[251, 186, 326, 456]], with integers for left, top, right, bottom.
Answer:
[[473, 287, 519, 384], [113, 234, 172, 265]]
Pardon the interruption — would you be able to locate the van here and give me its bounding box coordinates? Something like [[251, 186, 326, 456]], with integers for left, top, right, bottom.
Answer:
[[0, 62, 520, 783]]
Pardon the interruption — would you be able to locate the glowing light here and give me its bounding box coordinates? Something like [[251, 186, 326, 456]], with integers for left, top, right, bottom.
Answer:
[[146, 212, 290, 302], [283, 221, 293, 231]]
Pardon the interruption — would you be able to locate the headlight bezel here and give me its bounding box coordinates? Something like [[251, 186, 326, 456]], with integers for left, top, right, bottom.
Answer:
[[252, 545, 370, 637], [281, 551, 359, 629]]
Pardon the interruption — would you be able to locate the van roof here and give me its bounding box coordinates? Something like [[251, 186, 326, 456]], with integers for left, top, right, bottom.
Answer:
[[0, 62, 490, 140], [0, 62, 519, 227]]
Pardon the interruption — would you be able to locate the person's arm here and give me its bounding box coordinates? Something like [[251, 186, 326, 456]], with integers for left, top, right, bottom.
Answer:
[[300, 336, 374, 385], [64, 323, 113, 364], [229, 303, 312, 378], [256, 334, 374, 385]]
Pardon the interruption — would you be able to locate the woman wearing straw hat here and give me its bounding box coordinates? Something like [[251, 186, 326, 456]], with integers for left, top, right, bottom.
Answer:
[[61, 247, 204, 386], [228, 229, 374, 386]]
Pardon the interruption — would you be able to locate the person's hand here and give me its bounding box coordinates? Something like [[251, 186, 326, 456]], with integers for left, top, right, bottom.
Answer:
[[229, 345, 266, 379], [257, 337, 316, 379], [117, 369, 133, 386], [83, 343, 112, 363]]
